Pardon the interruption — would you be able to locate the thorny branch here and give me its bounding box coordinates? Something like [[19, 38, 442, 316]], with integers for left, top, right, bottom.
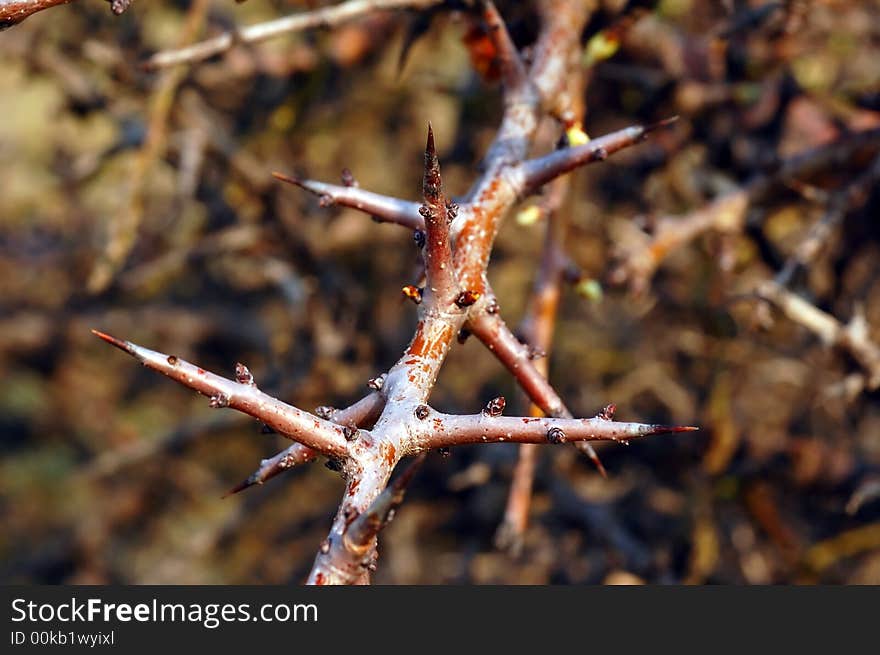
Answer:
[[413, 411, 696, 450], [91, 331, 352, 458], [419, 124, 459, 305], [95, 0, 694, 584]]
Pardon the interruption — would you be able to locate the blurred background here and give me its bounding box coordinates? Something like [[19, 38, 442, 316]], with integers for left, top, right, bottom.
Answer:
[[1, 0, 879, 584]]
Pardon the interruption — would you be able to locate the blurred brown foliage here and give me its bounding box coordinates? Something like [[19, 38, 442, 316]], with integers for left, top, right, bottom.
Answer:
[[1, 0, 880, 584]]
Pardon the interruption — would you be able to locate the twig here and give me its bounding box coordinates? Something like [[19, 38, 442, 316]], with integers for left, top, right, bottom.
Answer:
[[468, 307, 607, 474], [272, 172, 424, 231], [479, 1, 528, 94], [322, 391, 387, 428], [224, 442, 318, 497], [521, 117, 679, 194], [144, 0, 445, 70], [91, 330, 351, 458], [412, 410, 696, 450]]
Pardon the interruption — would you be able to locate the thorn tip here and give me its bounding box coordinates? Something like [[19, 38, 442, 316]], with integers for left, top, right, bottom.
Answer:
[[589, 451, 608, 479], [652, 424, 700, 434], [91, 329, 134, 354], [645, 115, 680, 133], [272, 171, 302, 187], [425, 123, 436, 159]]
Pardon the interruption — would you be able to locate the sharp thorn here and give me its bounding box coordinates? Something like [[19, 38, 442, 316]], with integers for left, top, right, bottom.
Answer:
[[644, 115, 680, 133], [426, 122, 435, 156], [91, 329, 135, 355], [590, 450, 608, 479], [222, 471, 263, 498], [649, 424, 700, 434], [272, 171, 302, 187], [576, 440, 607, 478], [222, 481, 250, 498]]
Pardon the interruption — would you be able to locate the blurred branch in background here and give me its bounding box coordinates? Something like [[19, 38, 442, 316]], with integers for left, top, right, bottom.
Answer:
[[144, 0, 445, 70], [87, 0, 210, 293]]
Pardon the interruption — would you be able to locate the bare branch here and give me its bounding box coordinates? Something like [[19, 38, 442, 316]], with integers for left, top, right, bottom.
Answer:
[[521, 117, 679, 194], [87, 0, 210, 293], [273, 172, 424, 231], [469, 308, 566, 416], [452, 0, 593, 290], [91, 330, 351, 458], [144, 0, 445, 70], [413, 410, 697, 450]]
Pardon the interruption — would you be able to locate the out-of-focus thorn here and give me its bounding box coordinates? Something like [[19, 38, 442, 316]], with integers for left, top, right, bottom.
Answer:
[[574, 441, 607, 479], [643, 115, 680, 133], [222, 443, 317, 497]]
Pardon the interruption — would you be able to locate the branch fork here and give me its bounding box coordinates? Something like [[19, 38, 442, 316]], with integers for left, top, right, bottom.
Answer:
[[94, 0, 695, 585]]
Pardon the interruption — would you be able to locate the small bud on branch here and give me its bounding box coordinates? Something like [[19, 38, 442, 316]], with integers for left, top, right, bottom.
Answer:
[[483, 396, 506, 417]]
